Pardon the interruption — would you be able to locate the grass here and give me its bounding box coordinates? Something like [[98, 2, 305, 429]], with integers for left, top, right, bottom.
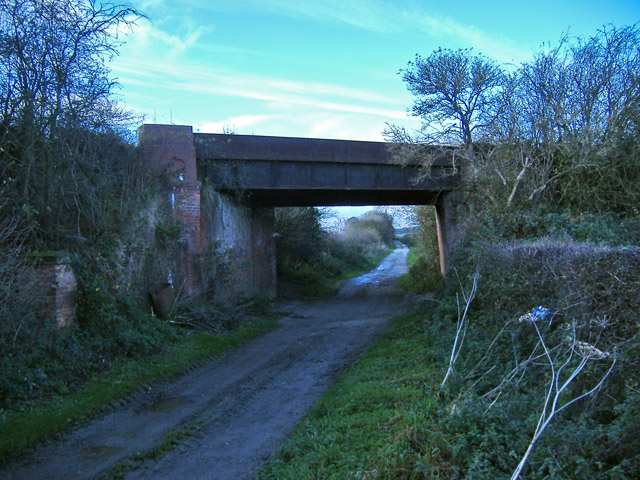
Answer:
[[397, 246, 441, 293], [257, 309, 445, 479], [0, 316, 278, 465], [100, 420, 205, 480]]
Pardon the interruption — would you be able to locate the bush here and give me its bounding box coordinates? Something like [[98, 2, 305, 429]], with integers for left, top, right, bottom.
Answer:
[[0, 247, 180, 409], [400, 247, 441, 293], [275, 207, 327, 266], [425, 231, 640, 478], [343, 211, 395, 249], [470, 207, 640, 246]]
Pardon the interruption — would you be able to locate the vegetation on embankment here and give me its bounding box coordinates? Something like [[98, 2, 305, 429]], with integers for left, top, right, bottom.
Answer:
[[260, 210, 640, 479], [0, 0, 201, 463], [0, 0, 349, 463], [0, 201, 396, 464], [275, 208, 395, 298], [2, 4, 639, 477]]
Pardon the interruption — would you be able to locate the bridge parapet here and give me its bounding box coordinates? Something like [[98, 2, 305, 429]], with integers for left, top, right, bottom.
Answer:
[[194, 133, 459, 206]]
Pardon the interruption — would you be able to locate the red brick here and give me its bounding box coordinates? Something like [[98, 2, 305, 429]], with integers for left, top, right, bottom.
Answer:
[[24, 263, 77, 328]]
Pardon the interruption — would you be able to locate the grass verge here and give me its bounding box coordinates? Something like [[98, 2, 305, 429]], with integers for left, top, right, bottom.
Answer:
[[396, 246, 441, 294], [260, 240, 640, 479], [257, 309, 444, 479], [0, 317, 278, 465]]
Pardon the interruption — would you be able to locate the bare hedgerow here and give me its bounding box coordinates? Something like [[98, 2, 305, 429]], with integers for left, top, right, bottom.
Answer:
[[436, 237, 639, 477], [474, 240, 640, 337], [0, 215, 42, 353]]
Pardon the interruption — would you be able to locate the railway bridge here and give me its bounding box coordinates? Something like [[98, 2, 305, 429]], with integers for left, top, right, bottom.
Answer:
[[139, 124, 460, 296]]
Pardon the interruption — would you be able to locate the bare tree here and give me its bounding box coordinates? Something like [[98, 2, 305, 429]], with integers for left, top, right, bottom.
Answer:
[[0, 0, 145, 247], [393, 25, 640, 211], [494, 25, 640, 210], [400, 48, 505, 172]]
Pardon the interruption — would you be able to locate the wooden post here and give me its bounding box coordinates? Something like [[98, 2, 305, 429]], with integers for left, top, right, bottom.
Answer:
[[435, 197, 448, 278]]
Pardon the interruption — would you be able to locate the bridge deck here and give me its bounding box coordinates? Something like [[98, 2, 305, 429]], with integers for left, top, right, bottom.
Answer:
[[194, 133, 459, 206]]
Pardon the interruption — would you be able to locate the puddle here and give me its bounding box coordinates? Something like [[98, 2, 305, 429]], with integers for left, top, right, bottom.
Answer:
[[145, 396, 189, 413], [80, 445, 124, 460]]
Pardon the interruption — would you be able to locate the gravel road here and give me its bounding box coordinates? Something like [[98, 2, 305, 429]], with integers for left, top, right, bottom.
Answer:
[[3, 245, 409, 480]]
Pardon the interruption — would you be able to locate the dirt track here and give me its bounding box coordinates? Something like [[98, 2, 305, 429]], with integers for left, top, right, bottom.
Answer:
[[3, 246, 409, 480]]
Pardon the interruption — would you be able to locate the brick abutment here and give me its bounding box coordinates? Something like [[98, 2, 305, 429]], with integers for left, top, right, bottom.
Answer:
[[23, 262, 77, 328]]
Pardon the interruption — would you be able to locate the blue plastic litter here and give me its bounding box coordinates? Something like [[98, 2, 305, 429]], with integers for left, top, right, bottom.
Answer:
[[532, 306, 551, 321]]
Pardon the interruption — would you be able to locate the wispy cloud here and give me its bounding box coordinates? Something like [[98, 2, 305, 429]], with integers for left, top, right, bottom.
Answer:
[[258, 0, 396, 33], [412, 12, 531, 63], [196, 111, 411, 141], [113, 52, 418, 139], [123, 16, 210, 57], [198, 115, 273, 133], [113, 0, 529, 139], [193, 0, 407, 33], [196, 0, 532, 63], [113, 56, 411, 120]]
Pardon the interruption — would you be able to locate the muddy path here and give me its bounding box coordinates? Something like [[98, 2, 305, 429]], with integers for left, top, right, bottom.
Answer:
[[3, 246, 410, 480]]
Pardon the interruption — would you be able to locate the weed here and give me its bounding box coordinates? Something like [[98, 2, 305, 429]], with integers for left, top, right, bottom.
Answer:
[[155, 219, 182, 249]]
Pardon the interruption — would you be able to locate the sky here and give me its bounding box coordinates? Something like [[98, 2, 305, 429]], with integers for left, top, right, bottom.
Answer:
[[110, 0, 639, 219]]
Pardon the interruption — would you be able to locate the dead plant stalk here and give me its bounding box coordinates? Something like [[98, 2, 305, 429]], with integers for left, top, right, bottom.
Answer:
[[441, 271, 478, 391], [510, 322, 617, 480]]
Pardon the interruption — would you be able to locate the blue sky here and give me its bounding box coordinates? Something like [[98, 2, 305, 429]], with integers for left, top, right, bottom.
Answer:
[[112, 0, 639, 142], [111, 0, 639, 219]]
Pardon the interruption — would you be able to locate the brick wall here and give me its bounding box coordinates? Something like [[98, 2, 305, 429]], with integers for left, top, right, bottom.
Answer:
[[138, 124, 198, 184], [26, 263, 77, 328], [139, 124, 278, 298], [172, 184, 201, 247], [172, 185, 202, 296], [139, 124, 203, 297]]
